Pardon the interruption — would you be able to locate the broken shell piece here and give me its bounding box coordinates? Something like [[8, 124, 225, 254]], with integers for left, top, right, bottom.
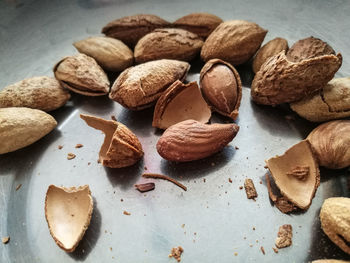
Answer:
[[244, 179, 257, 200], [80, 114, 143, 168], [45, 185, 93, 252], [275, 224, 292, 248], [265, 140, 320, 212], [152, 80, 211, 129], [312, 260, 350, 263]]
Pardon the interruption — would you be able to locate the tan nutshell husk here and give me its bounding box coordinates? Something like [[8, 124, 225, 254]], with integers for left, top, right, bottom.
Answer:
[[200, 20, 267, 65], [173, 12, 223, 39], [54, 53, 110, 96], [251, 51, 342, 105], [0, 107, 57, 154], [156, 119, 239, 162], [312, 260, 350, 263], [252, 37, 288, 73], [45, 185, 93, 252], [307, 120, 350, 169], [290, 77, 350, 122], [109, 59, 190, 110], [320, 197, 350, 255], [80, 114, 143, 168], [265, 140, 320, 212], [134, 28, 203, 63], [286, 36, 335, 62], [101, 14, 170, 48], [200, 59, 242, 120], [152, 80, 211, 129], [0, 76, 70, 111], [73, 36, 133, 72]]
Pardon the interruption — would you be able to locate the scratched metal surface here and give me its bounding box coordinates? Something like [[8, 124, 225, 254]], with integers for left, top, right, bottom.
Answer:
[[1, 0, 350, 262]]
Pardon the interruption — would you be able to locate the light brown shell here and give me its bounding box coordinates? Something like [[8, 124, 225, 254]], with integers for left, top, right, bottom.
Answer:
[[0, 107, 57, 154], [200, 20, 267, 65], [0, 76, 70, 111], [290, 77, 350, 122], [173, 12, 223, 39], [252, 37, 288, 73], [266, 140, 320, 211], [152, 80, 211, 129], [54, 53, 110, 96], [320, 197, 350, 255], [307, 120, 350, 169], [101, 14, 170, 48], [199, 59, 242, 120], [313, 260, 350, 263], [251, 51, 342, 105], [109, 59, 190, 110], [73, 36, 133, 72], [80, 114, 143, 168], [134, 28, 203, 63], [45, 185, 93, 252]]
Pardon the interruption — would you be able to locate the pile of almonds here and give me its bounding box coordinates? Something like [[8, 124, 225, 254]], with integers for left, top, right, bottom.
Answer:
[[0, 12, 349, 260]]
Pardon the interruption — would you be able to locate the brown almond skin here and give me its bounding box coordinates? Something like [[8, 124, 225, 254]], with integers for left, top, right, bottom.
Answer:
[[156, 119, 239, 162], [101, 14, 170, 48], [0, 76, 70, 111], [134, 28, 203, 63], [173, 12, 223, 39], [201, 20, 267, 65], [251, 51, 342, 105], [200, 59, 242, 120], [252, 37, 289, 73], [286, 36, 335, 62]]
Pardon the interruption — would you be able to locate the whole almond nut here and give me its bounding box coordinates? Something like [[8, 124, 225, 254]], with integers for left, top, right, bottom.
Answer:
[[0, 76, 70, 111], [156, 119, 239, 162], [0, 107, 57, 154], [73, 36, 133, 72], [134, 28, 203, 63], [290, 77, 350, 122], [201, 20, 267, 65], [252, 37, 289, 73], [101, 14, 170, 48], [173, 12, 223, 39], [200, 59, 242, 120], [109, 59, 190, 110], [54, 54, 110, 96], [251, 51, 342, 105], [286, 36, 335, 62]]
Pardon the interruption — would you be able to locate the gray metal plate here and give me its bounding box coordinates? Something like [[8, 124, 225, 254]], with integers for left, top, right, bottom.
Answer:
[[1, 0, 350, 262]]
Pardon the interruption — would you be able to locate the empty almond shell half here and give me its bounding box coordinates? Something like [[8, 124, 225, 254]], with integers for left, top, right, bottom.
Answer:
[[265, 140, 320, 212], [54, 53, 110, 96], [152, 80, 211, 129], [80, 114, 143, 168], [45, 185, 93, 252]]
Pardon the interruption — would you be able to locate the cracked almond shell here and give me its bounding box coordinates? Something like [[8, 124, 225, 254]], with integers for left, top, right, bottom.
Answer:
[[0, 107, 57, 154], [80, 114, 143, 168], [312, 261, 350, 263], [201, 20, 267, 65], [200, 59, 242, 120], [307, 120, 350, 169], [73, 36, 133, 72], [109, 59, 190, 110], [0, 76, 70, 111], [45, 185, 93, 252], [251, 51, 342, 105], [134, 28, 203, 63], [265, 140, 320, 212], [320, 197, 350, 255], [152, 80, 211, 129], [290, 77, 350, 122], [54, 53, 110, 96]]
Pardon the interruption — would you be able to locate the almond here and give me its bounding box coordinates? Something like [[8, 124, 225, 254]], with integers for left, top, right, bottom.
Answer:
[[0, 76, 70, 111], [134, 28, 203, 63], [156, 119, 239, 162], [109, 59, 190, 110], [101, 14, 170, 48], [201, 20, 267, 65]]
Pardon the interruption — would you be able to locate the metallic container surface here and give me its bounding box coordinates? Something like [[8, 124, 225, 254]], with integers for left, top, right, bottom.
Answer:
[[0, 0, 350, 262]]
